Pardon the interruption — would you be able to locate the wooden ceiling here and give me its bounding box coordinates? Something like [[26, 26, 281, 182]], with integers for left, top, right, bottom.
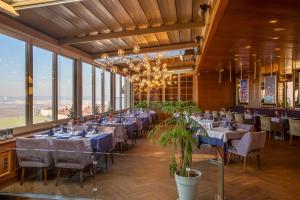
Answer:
[[198, 0, 300, 74], [2, 0, 206, 58]]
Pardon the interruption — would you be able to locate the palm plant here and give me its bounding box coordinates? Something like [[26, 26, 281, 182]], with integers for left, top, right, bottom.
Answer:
[[149, 101, 206, 177]]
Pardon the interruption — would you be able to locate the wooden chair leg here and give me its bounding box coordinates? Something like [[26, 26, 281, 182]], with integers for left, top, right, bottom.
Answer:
[[43, 168, 47, 186], [20, 167, 25, 185], [268, 131, 271, 140], [80, 170, 83, 188], [89, 167, 93, 176], [120, 142, 123, 152], [243, 157, 247, 173], [125, 140, 128, 150], [227, 152, 232, 167], [257, 155, 261, 169], [290, 135, 293, 145], [56, 168, 61, 186]]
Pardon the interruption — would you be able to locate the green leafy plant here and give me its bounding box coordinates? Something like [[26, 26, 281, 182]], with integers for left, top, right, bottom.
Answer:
[[149, 101, 206, 177], [66, 105, 76, 120], [134, 101, 148, 109]]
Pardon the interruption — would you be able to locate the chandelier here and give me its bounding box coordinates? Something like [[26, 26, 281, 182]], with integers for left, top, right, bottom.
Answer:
[[99, 45, 175, 92]]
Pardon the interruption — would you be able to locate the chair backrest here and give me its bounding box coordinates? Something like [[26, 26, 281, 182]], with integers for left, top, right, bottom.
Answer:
[[52, 140, 89, 168], [260, 116, 271, 131], [234, 113, 244, 124], [212, 111, 219, 118], [226, 112, 234, 120], [237, 123, 254, 132], [16, 138, 52, 167], [106, 124, 127, 141], [235, 131, 267, 156], [289, 119, 300, 136]]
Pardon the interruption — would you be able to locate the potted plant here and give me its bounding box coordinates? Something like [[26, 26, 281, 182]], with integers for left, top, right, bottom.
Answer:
[[66, 105, 76, 125], [149, 101, 206, 200]]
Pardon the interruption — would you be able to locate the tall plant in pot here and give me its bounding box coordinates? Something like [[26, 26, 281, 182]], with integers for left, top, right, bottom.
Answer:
[[149, 101, 206, 200]]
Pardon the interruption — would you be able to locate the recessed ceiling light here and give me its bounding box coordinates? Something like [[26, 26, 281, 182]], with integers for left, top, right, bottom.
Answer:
[[269, 19, 278, 24], [252, 54, 256, 57], [272, 37, 280, 40], [275, 48, 280, 51], [234, 54, 240, 57], [276, 55, 281, 58], [234, 58, 239, 61], [274, 27, 286, 32], [245, 45, 251, 49]]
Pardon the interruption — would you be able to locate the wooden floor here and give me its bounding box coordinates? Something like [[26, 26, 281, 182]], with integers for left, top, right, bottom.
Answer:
[[1, 133, 300, 200]]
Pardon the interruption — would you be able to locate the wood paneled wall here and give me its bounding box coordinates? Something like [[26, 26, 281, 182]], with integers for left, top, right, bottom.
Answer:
[[196, 72, 235, 110]]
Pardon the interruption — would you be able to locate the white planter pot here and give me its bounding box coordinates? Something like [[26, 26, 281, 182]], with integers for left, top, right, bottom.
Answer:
[[175, 169, 202, 200]]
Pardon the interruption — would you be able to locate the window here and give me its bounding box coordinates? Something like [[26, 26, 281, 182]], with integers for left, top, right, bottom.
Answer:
[[33, 46, 53, 124], [124, 78, 131, 109], [58, 55, 74, 119], [104, 71, 111, 112], [0, 34, 26, 129], [95, 67, 102, 113], [115, 74, 121, 110], [121, 76, 125, 109], [82, 62, 93, 116]]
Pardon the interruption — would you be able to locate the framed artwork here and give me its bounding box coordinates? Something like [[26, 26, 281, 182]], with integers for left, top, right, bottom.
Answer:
[[263, 75, 277, 104], [239, 79, 249, 103]]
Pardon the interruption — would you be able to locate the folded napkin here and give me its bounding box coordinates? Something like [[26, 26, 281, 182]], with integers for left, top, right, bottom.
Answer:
[[48, 129, 54, 136], [78, 130, 87, 137]]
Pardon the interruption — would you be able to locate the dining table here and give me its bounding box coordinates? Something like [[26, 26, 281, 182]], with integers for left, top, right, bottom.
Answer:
[[33, 130, 114, 153]]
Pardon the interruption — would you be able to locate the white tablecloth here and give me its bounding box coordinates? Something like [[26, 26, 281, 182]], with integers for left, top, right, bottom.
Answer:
[[205, 127, 247, 142]]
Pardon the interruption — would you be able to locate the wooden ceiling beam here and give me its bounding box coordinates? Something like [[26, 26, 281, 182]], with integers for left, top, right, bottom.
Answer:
[[92, 42, 199, 59], [11, 0, 83, 10], [0, 1, 19, 16], [60, 22, 204, 45]]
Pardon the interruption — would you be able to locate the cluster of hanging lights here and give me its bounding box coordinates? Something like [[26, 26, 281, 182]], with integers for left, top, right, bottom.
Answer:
[[100, 44, 175, 92]]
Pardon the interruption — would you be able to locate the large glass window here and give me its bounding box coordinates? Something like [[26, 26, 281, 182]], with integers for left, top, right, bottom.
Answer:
[[104, 71, 111, 112], [58, 55, 74, 119], [95, 67, 102, 113], [115, 74, 121, 110], [0, 34, 26, 129], [124, 78, 131, 109], [33, 46, 53, 124], [82, 62, 93, 116]]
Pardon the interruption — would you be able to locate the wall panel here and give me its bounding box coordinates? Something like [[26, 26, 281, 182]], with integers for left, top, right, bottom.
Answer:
[[197, 72, 235, 110]]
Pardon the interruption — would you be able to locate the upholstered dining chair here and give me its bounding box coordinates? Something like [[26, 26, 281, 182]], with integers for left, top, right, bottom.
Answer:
[[227, 131, 267, 173], [234, 113, 244, 124], [16, 138, 53, 185], [226, 112, 234, 121], [52, 140, 94, 188], [288, 119, 300, 145], [105, 124, 128, 152], [260, 116, 272, 140], [212, 111, 219, 121], [237, 124, 255, 132]]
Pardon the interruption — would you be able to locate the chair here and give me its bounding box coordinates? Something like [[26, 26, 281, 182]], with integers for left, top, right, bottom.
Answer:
[[288, 119, 300, 145], [237, 124, 255, 132], [16, 138, 53, 185], [105, 124, 128, 152], [212, 111, 219, 121], [226, 112, 234, 121], [52, 140, 94, 188], [234, 113, 244, 124], [227, 131, 267, 173], [260, 116, 272, 140]]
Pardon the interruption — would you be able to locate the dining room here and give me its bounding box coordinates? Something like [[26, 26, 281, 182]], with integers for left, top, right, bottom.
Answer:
[[0, 0, 300, 200]]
